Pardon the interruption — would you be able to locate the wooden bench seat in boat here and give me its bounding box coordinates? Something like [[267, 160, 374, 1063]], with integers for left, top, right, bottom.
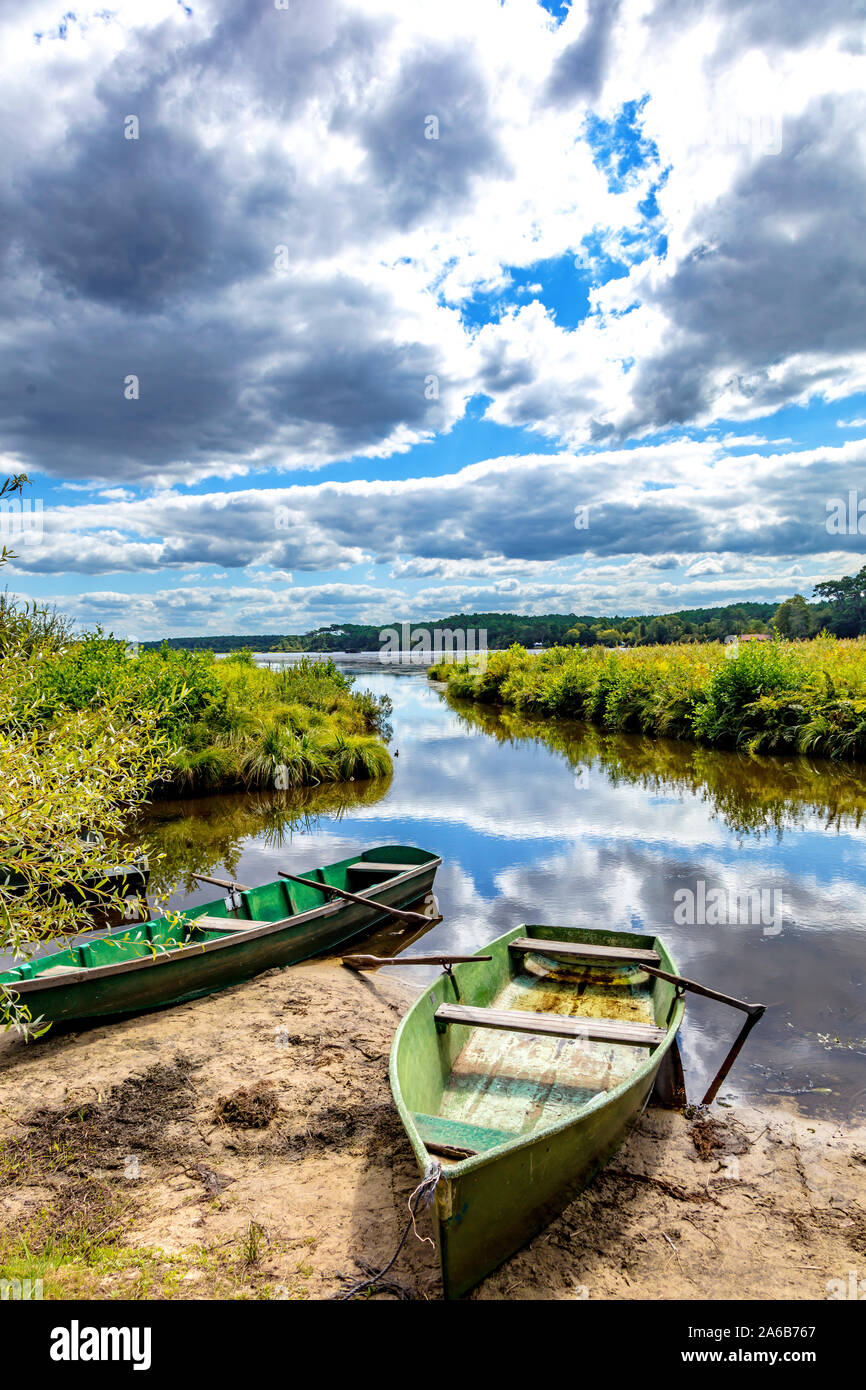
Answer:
[[434, 1003, 666, 1047], [413, 1111, 516, 1159], [348, 862, 409, 875], [192, 915, 273, 933], [40, 964, 84, 976], [509, 937, 660, 966]]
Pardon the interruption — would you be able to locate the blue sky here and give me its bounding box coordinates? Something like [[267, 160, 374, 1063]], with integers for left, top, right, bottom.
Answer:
[[2, 0, 865, 637]]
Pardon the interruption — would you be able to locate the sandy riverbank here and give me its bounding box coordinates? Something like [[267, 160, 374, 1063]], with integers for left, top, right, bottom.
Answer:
[[0, 959, 863, 1300]]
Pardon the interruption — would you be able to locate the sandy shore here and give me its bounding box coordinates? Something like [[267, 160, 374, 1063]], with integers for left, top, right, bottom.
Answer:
[[0, 959, 863, 1300]]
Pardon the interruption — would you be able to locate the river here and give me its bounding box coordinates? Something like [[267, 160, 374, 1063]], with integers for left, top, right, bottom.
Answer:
[[138, 655, 866, 1118]]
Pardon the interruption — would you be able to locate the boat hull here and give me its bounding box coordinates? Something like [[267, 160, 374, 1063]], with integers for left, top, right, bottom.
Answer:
[[434, 1056, 659, 1299], [390, 923, 684, 1299], [3, 848, 440, 1024]]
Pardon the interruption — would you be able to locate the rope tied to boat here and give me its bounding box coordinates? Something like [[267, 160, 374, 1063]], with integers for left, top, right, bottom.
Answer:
[[336, 1160, 442, 1300]]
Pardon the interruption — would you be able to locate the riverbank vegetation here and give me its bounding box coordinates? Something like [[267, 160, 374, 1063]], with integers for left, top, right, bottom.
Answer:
[[1, 629, 391, 1023], [429, 636, 866, 762], [0, 488, 392, 1021], [7, 631, 393, 797]]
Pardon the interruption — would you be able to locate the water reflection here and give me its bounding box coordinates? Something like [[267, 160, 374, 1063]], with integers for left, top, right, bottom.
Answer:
[[133, 775, 392, 900], [135, 660, 866, 1116], [455, 697, 866, 839]]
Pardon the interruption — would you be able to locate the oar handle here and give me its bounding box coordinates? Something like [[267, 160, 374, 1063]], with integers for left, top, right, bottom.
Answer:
[[342, 953, 492, 971], [641, 962, 767, 1016], [191, 872, 251, 893]]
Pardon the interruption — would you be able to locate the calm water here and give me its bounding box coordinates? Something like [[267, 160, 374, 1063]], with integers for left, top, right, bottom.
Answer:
[[138, 658, 866, 1117]]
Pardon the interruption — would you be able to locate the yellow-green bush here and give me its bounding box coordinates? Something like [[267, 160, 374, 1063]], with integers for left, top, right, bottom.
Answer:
[[429, 637, 866, 761]]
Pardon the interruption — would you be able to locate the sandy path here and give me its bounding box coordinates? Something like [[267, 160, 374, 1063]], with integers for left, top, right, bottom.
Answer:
[[0, 959, 863, 1300]]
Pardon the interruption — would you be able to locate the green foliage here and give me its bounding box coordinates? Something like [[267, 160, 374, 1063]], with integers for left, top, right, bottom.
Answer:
[[0, 477, 392, 1032], [12, 641, 393, 806], [813, 565, 866, 637], [692, 642, 806, 747], [430, 636, 866, 762], [0, 647, 176, 1031], [771, 593, 817, 639], [96, 652, 393, 794], [32, 636, 222, 739], [0, 590, 73, 659]]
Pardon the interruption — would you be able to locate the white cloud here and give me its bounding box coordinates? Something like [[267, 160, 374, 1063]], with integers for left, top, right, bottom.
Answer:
[[1, 0, 864, 629]]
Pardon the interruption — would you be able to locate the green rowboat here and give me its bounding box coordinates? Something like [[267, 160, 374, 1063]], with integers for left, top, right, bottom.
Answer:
[[390, 922, 685, 1299], [1, 845, 440, 1026]]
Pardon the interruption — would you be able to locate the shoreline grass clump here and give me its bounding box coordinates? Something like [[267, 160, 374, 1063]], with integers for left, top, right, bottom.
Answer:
[[18, 638, 393, 796], [429, 637, 866, 762]]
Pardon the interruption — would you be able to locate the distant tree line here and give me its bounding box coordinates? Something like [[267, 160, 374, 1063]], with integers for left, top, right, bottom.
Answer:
[[139, 566, 866, 652]]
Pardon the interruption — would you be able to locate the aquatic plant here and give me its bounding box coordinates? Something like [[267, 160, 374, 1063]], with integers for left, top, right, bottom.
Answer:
[[430, 636, 866, 763]]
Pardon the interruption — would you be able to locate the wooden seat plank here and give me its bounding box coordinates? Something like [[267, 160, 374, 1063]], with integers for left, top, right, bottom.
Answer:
[[434, 1003, 666, 1047], [191, 915, 272, 933], [509, 937, 660, 966], [349, 862, 409, 874]]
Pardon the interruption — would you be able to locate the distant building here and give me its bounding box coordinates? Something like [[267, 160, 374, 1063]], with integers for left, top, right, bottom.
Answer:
[[724, 633, 770, 644]]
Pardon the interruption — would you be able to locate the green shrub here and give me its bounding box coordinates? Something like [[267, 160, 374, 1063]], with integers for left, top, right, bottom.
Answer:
[[429, 636, 866, 763], [692, 643, 805, 747]]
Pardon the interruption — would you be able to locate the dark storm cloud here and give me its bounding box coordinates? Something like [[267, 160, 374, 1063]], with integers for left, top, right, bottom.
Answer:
[[0, 0, 480, 481], [339, 44, 510, 231], [0, 274, 448, 481], [544, 0, 622, 105], [14, 125, 259, 310]]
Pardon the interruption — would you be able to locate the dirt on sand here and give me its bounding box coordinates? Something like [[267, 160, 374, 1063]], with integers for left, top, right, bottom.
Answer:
[[0, 958, 863, 1300]]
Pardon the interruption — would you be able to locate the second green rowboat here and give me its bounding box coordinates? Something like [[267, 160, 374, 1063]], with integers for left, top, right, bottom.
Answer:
[[1, 844, 440, 1026], [390, 922, 685, 1299]]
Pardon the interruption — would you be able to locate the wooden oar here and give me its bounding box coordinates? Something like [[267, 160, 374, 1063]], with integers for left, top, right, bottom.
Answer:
[[191, 871, 251, 893], [639, 961, 767, 1107], [278, 871, 435, 928], [342, 953, 491, 971]]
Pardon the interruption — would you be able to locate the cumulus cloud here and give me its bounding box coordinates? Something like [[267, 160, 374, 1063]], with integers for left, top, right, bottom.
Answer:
[[5, 435, 866, 632], [13, 436, 866, 576], [1, 0, 864, 631], [16, 0, 859, 476]]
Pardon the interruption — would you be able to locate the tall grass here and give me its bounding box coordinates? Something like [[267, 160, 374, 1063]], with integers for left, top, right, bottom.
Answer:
[[163, 655, 393, 793], [429, 637, 866, 762], [21, 644, 393, 795]]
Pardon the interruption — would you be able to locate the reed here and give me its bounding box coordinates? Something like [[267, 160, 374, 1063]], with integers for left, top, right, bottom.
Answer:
[[22, 641, 393, 796], [429, 636, 866, 762]]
